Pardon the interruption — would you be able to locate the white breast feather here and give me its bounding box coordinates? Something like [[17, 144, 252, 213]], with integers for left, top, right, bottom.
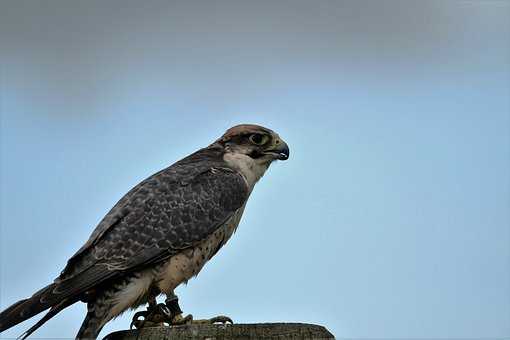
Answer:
[[223, 153, 270, 189], [105, 270, 153, 323]]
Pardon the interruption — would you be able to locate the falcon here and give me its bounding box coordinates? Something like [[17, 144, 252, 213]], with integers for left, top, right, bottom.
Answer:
[[0, 124, 289, 339]]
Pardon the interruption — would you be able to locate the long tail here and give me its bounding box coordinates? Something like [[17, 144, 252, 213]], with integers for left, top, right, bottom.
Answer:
[[0, 283, 77, 338], [18, 298, 76, 339], [0, 284, 56, 333]]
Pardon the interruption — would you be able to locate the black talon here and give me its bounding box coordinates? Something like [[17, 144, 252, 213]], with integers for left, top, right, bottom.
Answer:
[[130, 310, 149, 329]]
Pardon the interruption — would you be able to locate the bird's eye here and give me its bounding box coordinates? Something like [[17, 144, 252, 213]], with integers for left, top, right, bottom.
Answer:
[[249, 133, 268, 145]]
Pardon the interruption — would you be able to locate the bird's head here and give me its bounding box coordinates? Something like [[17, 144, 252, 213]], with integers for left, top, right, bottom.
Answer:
[[213, 124, 289, 187], [216, 124, 289, 163]]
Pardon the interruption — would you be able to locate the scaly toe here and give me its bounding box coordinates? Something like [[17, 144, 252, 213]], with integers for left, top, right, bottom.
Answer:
[[171, 313, 193, 325], [167, 312, 233, 326], [208, 315, 233, 324]]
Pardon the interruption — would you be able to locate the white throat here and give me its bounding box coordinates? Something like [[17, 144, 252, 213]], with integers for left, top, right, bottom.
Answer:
[[223, 152, 271, 190]]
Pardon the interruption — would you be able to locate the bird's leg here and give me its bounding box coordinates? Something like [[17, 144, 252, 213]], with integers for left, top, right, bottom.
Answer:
[[165, 293, 233, 326], [131, 291, 173, 329], [164, 293, 192, 325]]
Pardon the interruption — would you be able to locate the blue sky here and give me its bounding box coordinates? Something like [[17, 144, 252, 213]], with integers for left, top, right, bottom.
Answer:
[[1, 1, 509, 339]]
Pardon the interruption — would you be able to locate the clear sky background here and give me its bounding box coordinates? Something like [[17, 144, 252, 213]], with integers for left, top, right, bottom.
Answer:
[[1, 1, 509, 339]]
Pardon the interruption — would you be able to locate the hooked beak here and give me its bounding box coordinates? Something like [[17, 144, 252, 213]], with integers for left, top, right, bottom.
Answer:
[[264, 139, 289, 160]]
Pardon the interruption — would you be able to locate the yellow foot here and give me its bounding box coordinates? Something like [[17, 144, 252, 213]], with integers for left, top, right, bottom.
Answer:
[[171, 313, 233, 326]]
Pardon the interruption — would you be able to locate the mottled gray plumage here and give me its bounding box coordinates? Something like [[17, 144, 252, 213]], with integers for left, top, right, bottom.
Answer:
[[57, 149, 248, 291], [0, 124, 289, 339]]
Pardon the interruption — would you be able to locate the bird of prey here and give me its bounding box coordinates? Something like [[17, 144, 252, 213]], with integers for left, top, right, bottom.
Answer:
[[0, 124, 289, 339]]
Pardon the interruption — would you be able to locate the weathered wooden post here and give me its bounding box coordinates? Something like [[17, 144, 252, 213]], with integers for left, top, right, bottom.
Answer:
[[103, 323, 335, 339]]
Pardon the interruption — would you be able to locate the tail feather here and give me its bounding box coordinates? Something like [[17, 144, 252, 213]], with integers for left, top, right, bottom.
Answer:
[[0, 283, 56, 333], [18, 298, 75, 339]]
